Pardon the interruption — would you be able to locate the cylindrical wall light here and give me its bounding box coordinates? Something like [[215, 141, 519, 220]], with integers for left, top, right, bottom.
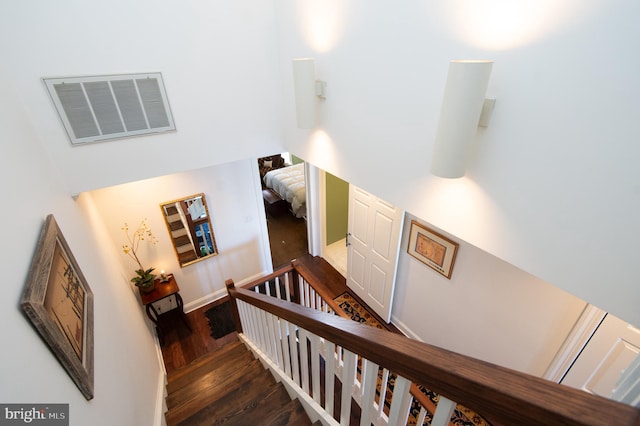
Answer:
[[292, 58, 317, 129], [430, 60, 494, 178]]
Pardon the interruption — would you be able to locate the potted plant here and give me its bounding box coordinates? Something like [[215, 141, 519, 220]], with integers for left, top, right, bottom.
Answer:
[[122, 220, 158, 293]]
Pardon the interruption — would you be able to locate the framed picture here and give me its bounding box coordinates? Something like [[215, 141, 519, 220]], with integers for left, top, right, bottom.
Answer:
[[407, 220, 459, 279], [21, 214, 94, 400]]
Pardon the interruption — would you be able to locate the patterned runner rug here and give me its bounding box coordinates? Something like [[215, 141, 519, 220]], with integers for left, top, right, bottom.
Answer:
[[333, 292, 491, 426]]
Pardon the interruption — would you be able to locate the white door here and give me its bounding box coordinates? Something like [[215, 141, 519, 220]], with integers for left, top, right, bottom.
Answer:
[[347, 185, 404, 323], [561, 313, 640, 399]]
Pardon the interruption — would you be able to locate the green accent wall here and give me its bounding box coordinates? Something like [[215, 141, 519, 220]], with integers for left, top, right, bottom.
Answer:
[[291, 154, 304, 165], [325, 172, 349, 245]]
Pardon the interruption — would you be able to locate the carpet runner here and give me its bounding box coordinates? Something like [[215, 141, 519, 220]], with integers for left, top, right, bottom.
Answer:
[[333, 292, 491, 426]]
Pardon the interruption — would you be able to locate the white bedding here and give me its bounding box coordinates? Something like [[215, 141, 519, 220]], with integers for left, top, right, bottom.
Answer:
[[263, 163, 306, 218]]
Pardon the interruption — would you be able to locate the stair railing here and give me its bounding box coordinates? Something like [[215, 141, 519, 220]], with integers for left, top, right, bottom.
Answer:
[[237, 260, 474, 423], [226, 279, 640, 426]]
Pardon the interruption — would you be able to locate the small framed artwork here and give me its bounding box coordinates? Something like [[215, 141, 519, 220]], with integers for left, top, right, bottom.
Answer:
[[21, 214, 94, 400], [407, 220, 459, 279]]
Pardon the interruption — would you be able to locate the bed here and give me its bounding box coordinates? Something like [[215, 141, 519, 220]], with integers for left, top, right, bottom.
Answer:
[[263, 163, 306, 218]]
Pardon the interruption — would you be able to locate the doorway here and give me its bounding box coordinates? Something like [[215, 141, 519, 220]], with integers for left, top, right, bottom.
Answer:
[[323, 171, 349, 277], [257, 153, 309, 269]]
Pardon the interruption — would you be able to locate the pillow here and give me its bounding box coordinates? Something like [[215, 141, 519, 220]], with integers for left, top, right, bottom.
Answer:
[[263, 160, 273, 168]]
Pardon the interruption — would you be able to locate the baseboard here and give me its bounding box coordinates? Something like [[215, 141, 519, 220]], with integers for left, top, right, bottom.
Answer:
[[183, 270, 272, 313], [389, 314, 424, 343], [154, 370, 167, 426]]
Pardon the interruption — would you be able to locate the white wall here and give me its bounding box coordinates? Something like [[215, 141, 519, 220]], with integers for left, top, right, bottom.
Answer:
[[0, 73, 162, 424], [88, 160, 272, 309], [392, 214, 587, 376], [0, 0, 284, 195], [276, 1, 640, 327], [2, 0, 639, 402]]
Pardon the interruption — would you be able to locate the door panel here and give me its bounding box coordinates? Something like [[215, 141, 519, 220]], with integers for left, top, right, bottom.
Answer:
[[369, 263, 387, 305], [372, 211, 393, 258], [562, 313, 640, 399], [347, 185, 404, 322], [349, 248, 366, 291], [585, 338, 640, 397]]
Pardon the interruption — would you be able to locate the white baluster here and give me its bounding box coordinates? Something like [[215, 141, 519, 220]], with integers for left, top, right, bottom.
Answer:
[[237, 301, 249, 338], [284, 273, 291, 301], [280, 319, 292, 378], [387, 376, 412, 426], [266, 312, 280, 366], [340, 349, 357, 426], [376, 368, 390, 422], [360, 359, 380, 426], [299, 328, 310, 395], [309, 332, 322, 405], [431, 396, 456, 426], [416, 407, 428, 426], [324, 341, 336, 417], [275, 276, 282, 299], [258, 310, 270, 355], [299, 278, 305, 306], [304, 282, 311, 308], [290, 328, 301, 386]]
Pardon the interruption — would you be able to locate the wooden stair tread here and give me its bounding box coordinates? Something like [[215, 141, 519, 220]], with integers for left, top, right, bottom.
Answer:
[[167, 339, 246, 383], [167, 339, 250, 393], [168, 337, 244, 382], [165, 337, 314, 426], [213, 381, 292, 426], [167, 355, 261, 409], [165, 358, 264, 423], [174, 368, 277, 426], [261, 398, 312, 426]]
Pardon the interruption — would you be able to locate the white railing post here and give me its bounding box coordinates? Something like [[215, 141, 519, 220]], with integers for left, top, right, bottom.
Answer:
[[284, 273, 291, 302], [431, 396, 456, 426], [360, 359, 380, 426], [386, 376, 412, 426], [279, 319, 292, 378], [299, 328, 311, 395], [324, 341, 336, 417], [340, 349, 358, 426], [309, 333, 322, 405], [231, 281, 468, 426]]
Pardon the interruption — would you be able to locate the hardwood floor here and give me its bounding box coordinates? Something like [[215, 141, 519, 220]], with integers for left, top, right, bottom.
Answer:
[[160, 297, 239, 374]]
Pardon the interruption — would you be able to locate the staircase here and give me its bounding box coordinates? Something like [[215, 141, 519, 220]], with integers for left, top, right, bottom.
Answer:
[[165, 336, 318, 426]]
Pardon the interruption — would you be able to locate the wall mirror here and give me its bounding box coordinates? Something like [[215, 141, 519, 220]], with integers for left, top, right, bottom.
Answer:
[[160, 193, 218, 267]]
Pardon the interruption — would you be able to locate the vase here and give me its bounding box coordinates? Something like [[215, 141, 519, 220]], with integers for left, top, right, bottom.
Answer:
[[140, 282, 156, 293], [140, 281, 156, 294]]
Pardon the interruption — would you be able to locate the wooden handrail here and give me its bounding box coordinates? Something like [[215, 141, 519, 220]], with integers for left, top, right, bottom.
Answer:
[[236, 262, 295, 291], [227, 285, 640, 426]]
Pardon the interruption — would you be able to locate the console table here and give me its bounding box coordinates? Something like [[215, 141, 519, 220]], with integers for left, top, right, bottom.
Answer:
[[139, 275, 191, 345]]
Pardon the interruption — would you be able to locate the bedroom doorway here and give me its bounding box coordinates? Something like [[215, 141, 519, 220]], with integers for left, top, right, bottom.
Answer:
[[257, 153, 309, 269]]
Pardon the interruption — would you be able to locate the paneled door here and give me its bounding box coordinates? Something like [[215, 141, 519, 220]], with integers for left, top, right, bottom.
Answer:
[[347, 185, 404, 323], [561, 313, 640, 399]]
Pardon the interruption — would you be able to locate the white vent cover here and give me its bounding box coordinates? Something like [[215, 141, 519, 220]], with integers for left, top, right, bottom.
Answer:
[[43, 72, 176, 145]]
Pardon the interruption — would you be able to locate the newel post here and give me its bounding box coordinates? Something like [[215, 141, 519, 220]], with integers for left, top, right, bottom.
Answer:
[[225, 279, 243, 334], [290, 259, 301, 304]]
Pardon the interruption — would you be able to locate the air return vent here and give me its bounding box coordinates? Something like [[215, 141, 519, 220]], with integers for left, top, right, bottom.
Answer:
[[43, 73, 175, 145]]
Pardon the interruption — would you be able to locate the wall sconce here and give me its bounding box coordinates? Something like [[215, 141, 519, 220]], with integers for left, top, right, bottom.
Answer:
[[430, 60, 495, 178], [292, 58, 326, 129]]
